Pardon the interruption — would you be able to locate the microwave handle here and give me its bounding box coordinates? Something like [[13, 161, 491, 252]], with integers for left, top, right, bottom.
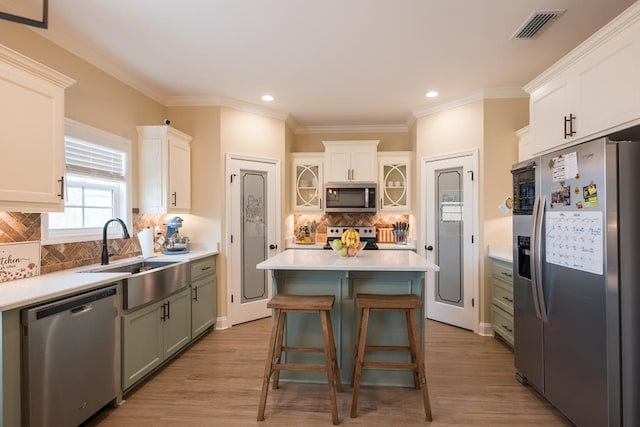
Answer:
[[364, 188, 369, 207]]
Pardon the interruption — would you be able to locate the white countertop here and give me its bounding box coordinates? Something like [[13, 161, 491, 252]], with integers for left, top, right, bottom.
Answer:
[[488, 245, 513, 263], [286, 242, 326, 249], [0, 250, 218, 312], [257, 249, 439, 272], [285, 241, 417, 250], [377, 241, 417, 250]]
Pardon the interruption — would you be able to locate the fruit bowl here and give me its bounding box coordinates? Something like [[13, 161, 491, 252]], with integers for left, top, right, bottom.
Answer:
[[330, 240, 367, 257]]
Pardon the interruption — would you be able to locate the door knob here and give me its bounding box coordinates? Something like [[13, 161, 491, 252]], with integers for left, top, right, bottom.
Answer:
[[425, 245, 434, 251], [269, 244, 277, 250]]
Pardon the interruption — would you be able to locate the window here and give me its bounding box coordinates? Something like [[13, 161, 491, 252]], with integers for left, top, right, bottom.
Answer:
[[42, 119, 132, 244]]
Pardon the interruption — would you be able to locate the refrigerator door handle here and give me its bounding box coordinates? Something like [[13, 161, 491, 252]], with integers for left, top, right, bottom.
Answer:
[[534, 194, 549, 322], [529, 195, 543, 320]]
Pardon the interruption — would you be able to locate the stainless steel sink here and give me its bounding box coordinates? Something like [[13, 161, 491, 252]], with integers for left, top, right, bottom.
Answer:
[[82, 260, 189, 310], [91, 260, 178, 274]]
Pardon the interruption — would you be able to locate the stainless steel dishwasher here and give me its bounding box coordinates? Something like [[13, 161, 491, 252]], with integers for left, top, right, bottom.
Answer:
[[21, 284, 121, 427]]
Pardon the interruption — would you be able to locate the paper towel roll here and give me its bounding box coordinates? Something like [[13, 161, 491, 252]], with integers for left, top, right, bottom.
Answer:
[[137, 228, 154, 259]]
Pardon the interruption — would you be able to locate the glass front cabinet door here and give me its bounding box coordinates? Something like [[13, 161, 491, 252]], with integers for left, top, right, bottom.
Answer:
[[378, 152, 412, 212], [291, 153, 324, 212]]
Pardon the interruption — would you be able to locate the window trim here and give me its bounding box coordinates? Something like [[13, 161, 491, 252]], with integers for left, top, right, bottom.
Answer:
[[41, 119, 133, 245]]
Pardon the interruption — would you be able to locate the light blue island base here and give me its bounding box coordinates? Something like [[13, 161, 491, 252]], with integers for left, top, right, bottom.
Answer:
[[257, 250, 439, 387]]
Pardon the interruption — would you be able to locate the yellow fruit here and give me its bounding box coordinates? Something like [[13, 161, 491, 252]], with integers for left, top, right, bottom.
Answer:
[[341, 229, 360, 248]]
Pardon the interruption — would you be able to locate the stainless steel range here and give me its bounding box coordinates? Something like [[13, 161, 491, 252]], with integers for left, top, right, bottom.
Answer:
[[323, 226, 379, 250]]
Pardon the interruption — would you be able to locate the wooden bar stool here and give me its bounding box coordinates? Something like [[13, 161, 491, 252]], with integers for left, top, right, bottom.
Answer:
[[350, 293, 432, 421], [257, 294, 342, 425]]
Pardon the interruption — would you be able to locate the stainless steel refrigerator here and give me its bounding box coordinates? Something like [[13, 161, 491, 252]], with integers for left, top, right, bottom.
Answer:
[[511, 136, 640, 427]]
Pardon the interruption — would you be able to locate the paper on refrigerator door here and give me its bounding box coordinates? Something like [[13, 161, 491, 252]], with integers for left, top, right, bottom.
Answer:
[[137, 228, 154, 258], [545, 211, 603, 275]]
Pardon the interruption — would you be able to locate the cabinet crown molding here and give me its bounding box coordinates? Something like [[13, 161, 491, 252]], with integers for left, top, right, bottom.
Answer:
[[524, 1, 640, 93]]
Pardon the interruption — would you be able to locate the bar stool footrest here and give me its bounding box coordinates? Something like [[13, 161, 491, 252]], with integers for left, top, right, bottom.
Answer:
[[362, 361, 418, 370], [282, 346, 325, 354], [364, 345, 412, 352], [273, 363, 328, 372]]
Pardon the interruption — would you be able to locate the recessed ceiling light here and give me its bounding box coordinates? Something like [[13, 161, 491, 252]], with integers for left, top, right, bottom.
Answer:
[[425, 91, 439, 98], [261, 94, 275, 102]]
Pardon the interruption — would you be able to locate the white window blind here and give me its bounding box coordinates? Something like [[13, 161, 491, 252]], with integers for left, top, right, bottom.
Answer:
[[65, 137, 126, 180]]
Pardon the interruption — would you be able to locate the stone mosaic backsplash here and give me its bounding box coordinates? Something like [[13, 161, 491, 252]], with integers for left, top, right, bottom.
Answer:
[[0, 212, 167, 274]]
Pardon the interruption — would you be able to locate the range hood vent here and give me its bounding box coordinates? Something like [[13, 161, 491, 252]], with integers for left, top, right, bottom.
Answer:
[[511, 9, 566, 39]]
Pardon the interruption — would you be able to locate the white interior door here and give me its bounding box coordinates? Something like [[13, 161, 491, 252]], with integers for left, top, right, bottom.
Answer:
[[422, 152, 478, 332], [227, 155, 280, 325]]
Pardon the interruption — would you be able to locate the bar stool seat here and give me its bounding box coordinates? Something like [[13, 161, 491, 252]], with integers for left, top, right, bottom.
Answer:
[[257, 294, 342, 425], [350, 293, 432, 421]]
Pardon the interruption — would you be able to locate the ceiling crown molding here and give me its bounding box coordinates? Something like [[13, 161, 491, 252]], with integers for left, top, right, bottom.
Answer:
[[412, 87, 528, 119], [165, 95, 289, 120], [294, 124, 410, 135]]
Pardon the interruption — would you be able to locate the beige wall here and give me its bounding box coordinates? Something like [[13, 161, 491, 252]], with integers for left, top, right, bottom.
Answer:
[[481, 98, 529, 325], [0, 21, 292, 321], [415, 98, 528, 327], [284, 123, 296, 216], [0, 20, 166, 208], [1, 18, 529, 332], [219, 108, 286, 317], [165, 106, 222, 250]]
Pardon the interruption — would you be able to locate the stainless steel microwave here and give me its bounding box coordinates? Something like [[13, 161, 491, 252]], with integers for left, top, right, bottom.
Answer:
[[324, 182, 377, 213]]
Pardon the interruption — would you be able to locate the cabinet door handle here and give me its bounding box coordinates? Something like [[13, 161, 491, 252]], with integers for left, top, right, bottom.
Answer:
[[161, 303, 167, 321], [500, 272, 512, 278], [564, 113, 577, 138], [171, 192, 177, 207], [57, 176, 65, 200], [569, 113, 576, 137], [193, 286, 198, 301], [502, 296, 513, 303], [502, 325, 513, 333], [201, 266, 212, 272], [166, 300, 170, 319]]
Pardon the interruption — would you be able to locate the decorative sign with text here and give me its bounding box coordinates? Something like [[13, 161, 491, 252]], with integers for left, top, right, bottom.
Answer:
[[0, 241, 41, 283]]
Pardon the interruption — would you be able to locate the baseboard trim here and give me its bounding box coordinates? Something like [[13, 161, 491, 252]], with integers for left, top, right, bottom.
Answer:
[[478, 322, 494, 337], [215, 316, 231, 330]]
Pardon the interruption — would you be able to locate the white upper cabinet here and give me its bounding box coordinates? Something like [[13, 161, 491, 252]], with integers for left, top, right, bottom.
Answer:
[[291, 153, 323, 212], [529, 73, 580, 154], [0, 44, 75, 212], [526, 4, 640, 155], [378, 152, 412, 212], [137, 125, 192, 214], [323, 140, 379, 182], [516, 126, 532, 162]]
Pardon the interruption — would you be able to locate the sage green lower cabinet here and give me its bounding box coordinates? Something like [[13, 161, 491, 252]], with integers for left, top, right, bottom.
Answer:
[[122, 287, 191, 391], [491, 258, 514, 347], [190, 255, 217, 337]]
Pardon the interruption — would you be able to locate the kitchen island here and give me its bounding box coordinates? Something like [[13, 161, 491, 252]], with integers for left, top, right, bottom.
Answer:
[[256, 249, 439, 386]]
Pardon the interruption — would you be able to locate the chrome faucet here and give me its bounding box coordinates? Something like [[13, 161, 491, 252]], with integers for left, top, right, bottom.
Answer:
[[101, 218, 131, 265]]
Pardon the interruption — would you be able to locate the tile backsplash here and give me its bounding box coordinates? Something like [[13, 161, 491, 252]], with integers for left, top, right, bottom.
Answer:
[[293, 213, 410, 242], [0, 212, 166, 274]]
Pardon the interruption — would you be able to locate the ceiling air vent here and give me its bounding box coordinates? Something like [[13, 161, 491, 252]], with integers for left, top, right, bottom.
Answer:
[[511, 9, 566, 39]]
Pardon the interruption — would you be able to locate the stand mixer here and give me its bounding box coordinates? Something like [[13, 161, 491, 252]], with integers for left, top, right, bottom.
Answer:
[[162, 216, 189, 254]]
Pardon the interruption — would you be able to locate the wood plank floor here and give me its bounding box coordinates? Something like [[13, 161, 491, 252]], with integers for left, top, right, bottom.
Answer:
[[87, 319, 572, 426]]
